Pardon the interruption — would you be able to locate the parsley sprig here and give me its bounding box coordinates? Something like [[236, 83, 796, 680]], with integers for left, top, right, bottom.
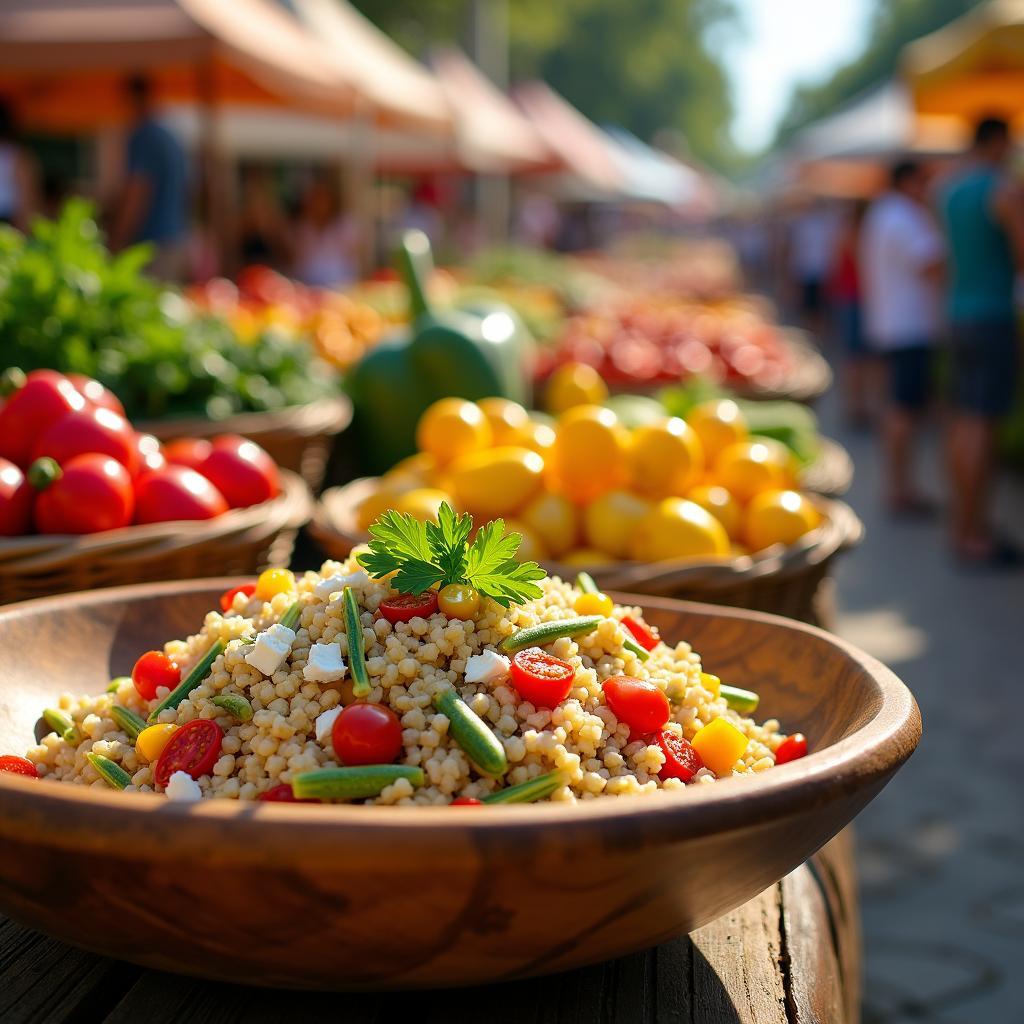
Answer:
[[357, 503, 546, 608]]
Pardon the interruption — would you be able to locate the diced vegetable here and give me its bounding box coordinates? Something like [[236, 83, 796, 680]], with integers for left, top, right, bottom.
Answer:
[[110, 706, 147, 740], [603, 677, 670, 733], [451, 797, 483, 806], [292, 765, 425, 801], [331, 703, 403, 766], [211, 694, 254, 722], [278, 600, 303, 632], [42, 708, 80, 745], [621, 615, 661, 652], [259, 783, 318, 803], [0, 755, 39, 778], [700, 672, 721, 697], [653, 731, 703, 781], [342, 587, 371, 698], [107, 676, 131, 693], [154, 719, 223, 788], [509, 647, 576, 709], [774, 733, 808, 765], [131, 650, 180, 702], [135, 724, 178, 763], [499, 616, 603, 654], [482, 770, 565, 804], [575, 571, 600, 594], [691, 718, 748, 777], [433, 687, 508, 776], [219, 583, 256, 613], [86, 752, 131, 790], [621, 637, 651, 663], [147, 640, 225, 723], [255, 568, 295, 601], [719, 684, 760, 715]]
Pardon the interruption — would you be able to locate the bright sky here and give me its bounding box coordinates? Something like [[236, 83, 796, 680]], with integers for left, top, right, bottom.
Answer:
[[719, 0, 874, 152]]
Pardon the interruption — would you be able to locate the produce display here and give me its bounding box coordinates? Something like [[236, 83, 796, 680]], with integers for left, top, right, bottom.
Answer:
[[0, 369, 282, 536], [0, 201, 336, 421], [353, 389, 824, 566], [7, 504, 806, 803]]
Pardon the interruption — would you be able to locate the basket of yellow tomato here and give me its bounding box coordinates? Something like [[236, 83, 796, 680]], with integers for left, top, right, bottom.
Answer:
[[310, 394, 862, 627]]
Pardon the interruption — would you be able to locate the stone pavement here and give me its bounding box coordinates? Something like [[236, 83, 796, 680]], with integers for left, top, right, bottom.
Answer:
[[820, 400, 1024, 1023]]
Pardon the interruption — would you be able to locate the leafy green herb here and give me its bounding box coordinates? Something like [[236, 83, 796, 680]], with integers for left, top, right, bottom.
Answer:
[[358, 503, 545, 608]]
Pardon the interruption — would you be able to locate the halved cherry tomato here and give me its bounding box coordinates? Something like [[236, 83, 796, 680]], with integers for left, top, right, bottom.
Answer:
[[259, 783, 318, 803], [131, 650, 180, 701], [510, 647, 576, 708], [0, 370, 85, 468], [32, 454, 135, 534], [154, 719, 224, 788], [220, 582, 257, 613], [163, 438, 214, 473], [133, 466, 228, 524], [378, 591, 439, 624], [774, 733, 808, 765], [32, 405, 140, 476], [603, 676, 670, 733], [67, 373, 126, 417], [332, 703, 403, 766], [199, 435, 280, 509], [653, 731, 703, 781], [451, 797, 483, 806], [0, 754, 39, 778], [621, 615, 661, 652], [135, 433, 167, 475], [0, 458, 32, 536]]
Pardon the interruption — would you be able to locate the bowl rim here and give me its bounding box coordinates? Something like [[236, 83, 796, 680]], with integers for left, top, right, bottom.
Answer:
[[0, 578, 921, 858]]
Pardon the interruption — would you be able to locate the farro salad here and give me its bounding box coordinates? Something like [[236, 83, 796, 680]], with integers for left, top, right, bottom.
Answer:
[[2, 504, 809, 804]]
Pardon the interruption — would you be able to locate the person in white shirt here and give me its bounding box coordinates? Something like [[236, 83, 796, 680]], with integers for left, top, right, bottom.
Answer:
[[860, 160, 945, 515]]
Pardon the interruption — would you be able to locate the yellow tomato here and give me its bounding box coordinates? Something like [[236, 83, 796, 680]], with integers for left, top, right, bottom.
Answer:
[[752, 436, 799, 487], [502, 518, 548, 563], [714, 441, 790, 503], [575, 591, 614, 616], [437, 583, 481, 620], [416, 398, 491, 465], [629, 417, 704, 499], [520, 419, 556, 455], [393, 488, 452, 523], [135, 724, 178, 764], [582, 490, 652, 558], [448, 447, 544, 517], [686, 483, 742, 539], [477, 397, 531, 445], [545, 362, 609, 414], [686, 399, 748, 464], [255, 567, 295, 601], [743, 489, 822, 552], [519, 491, 577, 558], [559, 547, 617, 568], [549, 405, 629, 505], [383, 452, 437, 488], [630, 498, 730, 562]]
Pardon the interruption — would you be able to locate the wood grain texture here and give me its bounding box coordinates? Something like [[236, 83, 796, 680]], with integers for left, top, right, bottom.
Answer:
[[0, 580, 917, 990]]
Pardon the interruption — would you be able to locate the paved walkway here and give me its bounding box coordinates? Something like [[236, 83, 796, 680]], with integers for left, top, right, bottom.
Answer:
[[819, 398, 1024, 1023]]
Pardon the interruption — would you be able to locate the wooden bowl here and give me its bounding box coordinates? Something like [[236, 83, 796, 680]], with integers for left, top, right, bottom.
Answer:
[[0, 580, 920, 990]]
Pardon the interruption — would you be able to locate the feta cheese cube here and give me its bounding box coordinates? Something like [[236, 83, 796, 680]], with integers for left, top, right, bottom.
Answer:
[[303, 642, 347, 683], [244, 623, 296, 676], [165, 770, 203, 802], [314, 706, 343, 744], [315, 571, 370, 601], [464, 649, 511, 686]]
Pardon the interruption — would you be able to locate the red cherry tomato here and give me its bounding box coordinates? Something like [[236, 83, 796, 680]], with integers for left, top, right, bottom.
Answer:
[[32, 454, 135, 534], [32, 405, 140, 476], [774, 733, 808, 765], [0, 458, 33, 536], [0, 370, 85, 468], [199, 435, 280, 509], [131, 650, 180, 701], [451, 797, 483, 806], [653, 731, 703, 782], [331, 703, 403, 766], [154, 719, 224, 788], [219, 582, 257, 613], [133, 466, 228, 524], [163, 437, 214, 472], [509, 647, 576, 708], [378, 591, 439, 624], [66, 373, 126, 417], [621, 615, 661, 652], [0, 754, 39, 778], [259, 783, 318, 803], [603, 676, 670, 734], [135, 433, 167, 475]]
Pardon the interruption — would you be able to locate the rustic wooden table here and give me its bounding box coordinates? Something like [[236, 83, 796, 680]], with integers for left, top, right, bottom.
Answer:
[[0, 832, 858, 1024]]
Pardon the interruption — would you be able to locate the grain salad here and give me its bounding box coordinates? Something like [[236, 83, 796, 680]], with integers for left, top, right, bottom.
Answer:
[[8, 505, 809, 804]]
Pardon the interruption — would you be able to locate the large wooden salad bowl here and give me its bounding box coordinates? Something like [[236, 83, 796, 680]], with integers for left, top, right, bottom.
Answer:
[[0, 580, 920, 990]]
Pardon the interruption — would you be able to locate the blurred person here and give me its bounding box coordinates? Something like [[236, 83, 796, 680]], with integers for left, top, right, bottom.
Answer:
[[515, 191, 560, 249], [397, 176, 444, 247], [939, 117, 1024, 565], [291, 172, 359, 288], [0, 101, 38, 230], [787, 198, 839, 335], [237, 165, 287, 268], [860, 160, 944, 516]]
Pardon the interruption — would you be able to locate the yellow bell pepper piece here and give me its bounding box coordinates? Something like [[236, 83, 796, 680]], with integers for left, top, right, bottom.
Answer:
[[136, 724, 178, 764], [574, 591, 614, 617], [700, 672, 721, 698], [692, 717, 748, 777], [255, 568, 295, 601]]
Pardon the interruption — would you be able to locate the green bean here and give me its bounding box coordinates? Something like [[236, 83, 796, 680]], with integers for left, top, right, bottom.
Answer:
[[575, 572, 599, 594], [622, 637, 651, 663], [433, 687, 508, 777], [343, 587, 371, 698], [110, 706, 147, 740], [720, 684, 760, 715], [107, 676, 132, 694], [279, 600, 303, 632], [211, 694, 253, 722], [482, 770, 566, 804], [147, 640, 226, 724], [292, 765, 424, 802], [43, 708, 80, 745], [86, 753, 132, 791], [499, 616, 603, 654]]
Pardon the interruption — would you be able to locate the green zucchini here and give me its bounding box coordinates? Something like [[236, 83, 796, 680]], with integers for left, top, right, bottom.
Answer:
[[292, 765, 424, 801], [622, 638, 651, 663], [499, 616, 603, 654], [433, 687, 507, 777], [279, 600, 303, 632], [43, 708, 80, 745], [107, 676, 132, 694], [343, 587, 371, 698], [147, 640, 226, 724], [575, 572, 599, 594], [211, 694, 254, 722], [482, 769, 565, 804], [110, 706, 147, 740], [86, 752, 131, 790], [720, 684, 760, 715]]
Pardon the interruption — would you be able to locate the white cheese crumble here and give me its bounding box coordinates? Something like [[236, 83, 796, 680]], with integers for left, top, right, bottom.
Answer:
[[314, 706, 343, 744], [303, 642, 347, 683], [315, 570, 370, 601], [165, 771, 203, 802], [244, 622, 296, 676], [465, 649, 511, 686]]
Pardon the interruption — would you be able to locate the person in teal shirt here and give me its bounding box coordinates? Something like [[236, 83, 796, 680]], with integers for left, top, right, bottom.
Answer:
[[940, 118, 1024, 566]]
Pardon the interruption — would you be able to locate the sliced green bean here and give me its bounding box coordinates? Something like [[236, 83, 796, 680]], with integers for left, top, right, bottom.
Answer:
[[86, 753, 132, 791], [499, 616, 603, 654], [343, 587, 371, 698], [147, 640, 226, 724], [279, 600, 303, 632], [482, 770, 566, 804], [292, 765, 424, 802], [211, 694, 253, 722], [433, 687, 507, 777], [43, 708, 80, 745], [575, 572, 599, 594], [107, 676, 131, 694], [110, 706, 147, 740], [720, 684, 760, 715], [622, 637, 651, 663]]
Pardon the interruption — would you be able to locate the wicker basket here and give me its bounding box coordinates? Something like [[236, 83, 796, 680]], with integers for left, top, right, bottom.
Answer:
[[140, 396, 352, 492], [0, 471, 312, 606], [310, 480, 863, 627], [798, 436, 854, 497]]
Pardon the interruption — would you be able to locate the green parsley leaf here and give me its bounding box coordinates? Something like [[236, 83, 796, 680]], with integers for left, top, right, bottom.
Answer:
[[465, 519, 545, 607], [425, 502, 473, 583]]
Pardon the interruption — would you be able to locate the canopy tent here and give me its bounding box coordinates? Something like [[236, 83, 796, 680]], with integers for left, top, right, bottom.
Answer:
[[904, 0, 1024, 127], [602, 127, 706, 209]]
